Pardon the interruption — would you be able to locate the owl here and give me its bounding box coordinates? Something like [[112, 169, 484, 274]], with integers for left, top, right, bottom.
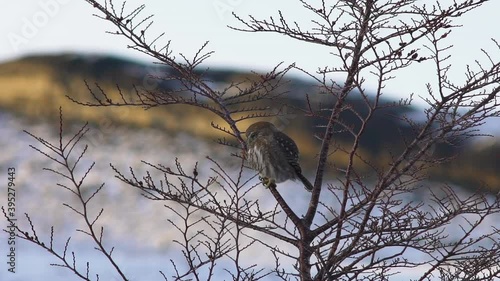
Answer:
[[246, 121, 313, 191]]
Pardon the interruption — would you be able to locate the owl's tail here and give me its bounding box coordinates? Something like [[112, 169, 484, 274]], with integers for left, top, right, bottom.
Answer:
[[297, 172, 314, 192]]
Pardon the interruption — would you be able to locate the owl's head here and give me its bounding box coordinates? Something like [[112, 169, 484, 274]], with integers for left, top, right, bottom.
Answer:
[[245, 121, 278, 145]]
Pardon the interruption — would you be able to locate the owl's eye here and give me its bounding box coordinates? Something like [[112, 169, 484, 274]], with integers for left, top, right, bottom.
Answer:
[[248, 132, 257, 140]]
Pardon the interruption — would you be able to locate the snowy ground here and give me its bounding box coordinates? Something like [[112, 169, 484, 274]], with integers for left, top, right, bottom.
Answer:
[[0, 111, 498, 281]]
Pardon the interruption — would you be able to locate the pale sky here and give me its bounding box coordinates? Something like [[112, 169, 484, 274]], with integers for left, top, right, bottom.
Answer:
[[1, 0, 499, 107]]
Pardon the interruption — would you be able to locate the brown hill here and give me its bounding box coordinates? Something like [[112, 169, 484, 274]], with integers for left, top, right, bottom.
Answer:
[[0, 53, 498, 191]]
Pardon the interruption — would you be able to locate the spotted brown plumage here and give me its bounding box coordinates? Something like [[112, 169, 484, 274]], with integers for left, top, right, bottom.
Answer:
[[245, 121, 314, 191]]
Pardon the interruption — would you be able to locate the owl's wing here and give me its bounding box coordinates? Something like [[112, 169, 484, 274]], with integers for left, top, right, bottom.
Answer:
[[274, 131, 302, 173]]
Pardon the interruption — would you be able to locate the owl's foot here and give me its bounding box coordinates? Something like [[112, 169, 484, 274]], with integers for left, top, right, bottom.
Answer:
[[260, 177, 276, 189]]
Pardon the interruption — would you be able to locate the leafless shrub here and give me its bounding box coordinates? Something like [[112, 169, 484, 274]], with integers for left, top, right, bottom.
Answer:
[[3, 0, 500, 280]]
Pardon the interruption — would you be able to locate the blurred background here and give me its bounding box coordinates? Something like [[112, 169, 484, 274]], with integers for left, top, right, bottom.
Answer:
[[0, 0, 499, 280]]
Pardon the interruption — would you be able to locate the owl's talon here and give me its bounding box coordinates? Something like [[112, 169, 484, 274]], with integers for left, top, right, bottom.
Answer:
[[260, 177, 276, 189], [260, 177, 269, 186]]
